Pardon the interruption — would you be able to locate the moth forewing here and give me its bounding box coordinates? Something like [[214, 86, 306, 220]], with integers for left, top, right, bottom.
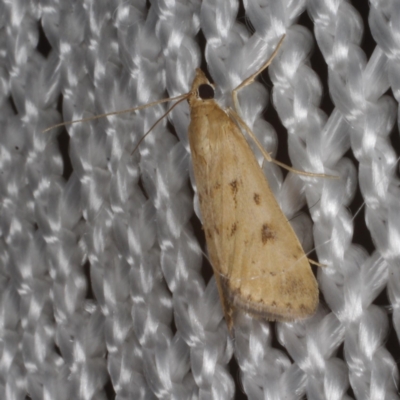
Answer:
[[188, 69, 318, 331]]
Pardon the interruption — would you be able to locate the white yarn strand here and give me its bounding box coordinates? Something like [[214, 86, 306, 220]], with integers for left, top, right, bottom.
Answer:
[[0, 1, 79, 399], [369, 0, 400, 347], [54, 2, 112, 399], [0, 0, 399, 399], [309, 0, 399, 399]]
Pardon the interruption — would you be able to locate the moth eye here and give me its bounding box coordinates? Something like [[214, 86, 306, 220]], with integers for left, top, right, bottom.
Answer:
[[198, 84, 214, 100]]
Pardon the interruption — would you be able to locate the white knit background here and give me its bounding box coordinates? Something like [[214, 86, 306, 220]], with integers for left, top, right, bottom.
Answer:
[[0, 0, 399, 399]]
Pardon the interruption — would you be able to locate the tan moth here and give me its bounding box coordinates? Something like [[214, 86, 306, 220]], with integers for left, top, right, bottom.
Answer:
[[46, 36, 321, 331], [187, 38, 318, 330]]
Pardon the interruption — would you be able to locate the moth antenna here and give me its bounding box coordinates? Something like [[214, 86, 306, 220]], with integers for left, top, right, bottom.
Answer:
[[131, 95, 189, 155], [42, 93, 189, 133]]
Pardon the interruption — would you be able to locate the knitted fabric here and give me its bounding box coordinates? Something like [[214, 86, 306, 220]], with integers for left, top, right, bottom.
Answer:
[[0, 0, 398, 399]]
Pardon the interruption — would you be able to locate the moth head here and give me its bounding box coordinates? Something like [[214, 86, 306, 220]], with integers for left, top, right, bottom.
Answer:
[[188, 68, 215, 106]]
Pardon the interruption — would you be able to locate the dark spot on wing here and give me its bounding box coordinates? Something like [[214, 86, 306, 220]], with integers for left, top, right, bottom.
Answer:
[[254, 193, 260, 205], [299, 304, 308, 313], [261, 223, 275, 244], [229, 179, 239, 205], [285, 303, 292, 311], [206, 229, 212, 239], [230, 179, 238, 195], [269, 271, 276, 276], [214, 182, 221, 190], [271, 301, 277, 307], [214, 226, 220, 235], [230, 222, 237, 236]]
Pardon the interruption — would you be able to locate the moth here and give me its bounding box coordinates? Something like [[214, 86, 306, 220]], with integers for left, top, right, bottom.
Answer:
[[187, 38, 318, 331], [45, 36, 320, 331]]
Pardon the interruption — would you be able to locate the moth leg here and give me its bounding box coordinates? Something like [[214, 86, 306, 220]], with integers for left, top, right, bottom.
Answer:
[[308, 258, 326, 268], [228, 108, 336, 178], [229, 36, 337, 179], [232, 35, 285, 114]]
